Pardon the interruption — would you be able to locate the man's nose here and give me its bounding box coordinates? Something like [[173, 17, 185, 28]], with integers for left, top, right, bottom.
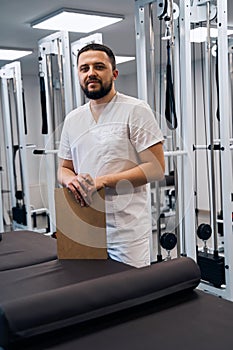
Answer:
[[88, 66, 97, 76]]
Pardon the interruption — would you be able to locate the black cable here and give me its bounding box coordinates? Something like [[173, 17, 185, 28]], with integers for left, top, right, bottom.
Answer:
[[165, 41, 178, 130], [39, 75, 48, 134], [215, 42, 220, 121], [215, 41, 223, 222], [22, 86, 28, 135], [192, 26, 199, 229], [158, 0, 168, 20], [200, 38, 211, 224]]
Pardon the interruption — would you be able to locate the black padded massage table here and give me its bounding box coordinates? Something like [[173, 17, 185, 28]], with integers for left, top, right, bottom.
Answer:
[[0, 231, 57, 271], [1, 230, 233, 350]]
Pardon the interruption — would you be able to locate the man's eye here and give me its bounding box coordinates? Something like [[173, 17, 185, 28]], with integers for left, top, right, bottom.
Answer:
[[80, 67, 89, 72], [95, 65, 105, 70]]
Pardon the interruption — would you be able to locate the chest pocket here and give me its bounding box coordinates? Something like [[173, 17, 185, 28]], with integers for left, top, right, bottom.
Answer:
[[92, 124, 132, 160]]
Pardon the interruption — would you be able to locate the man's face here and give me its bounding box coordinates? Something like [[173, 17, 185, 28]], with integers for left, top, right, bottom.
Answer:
[[78, 50, 118, 100]]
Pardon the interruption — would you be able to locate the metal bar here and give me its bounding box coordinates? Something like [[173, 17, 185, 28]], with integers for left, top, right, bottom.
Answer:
[[135, 1, 160, 263], [37, 31, 73, 234], [14, 62, 32, 229], [0, 168, 4, 232], [164, 150, 187, 157], [0, 71, 16, 215], [179, 0, 196, 260], [57, 38, 66, 120], [206, 1, 218, 254], [38, 46, 57, 234], [135, 1, 148, 101], [149, 2, 162, 260], [171, 1, 184, 257], [216, 0, 233, 301], [0, 62, 32, 230], [60, 31, 73, 114]]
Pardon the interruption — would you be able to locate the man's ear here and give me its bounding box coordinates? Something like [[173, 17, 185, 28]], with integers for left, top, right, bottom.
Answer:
[[113, 69, 119, 80]]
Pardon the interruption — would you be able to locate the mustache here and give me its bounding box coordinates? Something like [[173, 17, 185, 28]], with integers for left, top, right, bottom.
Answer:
[[86, 77, 101, 84]]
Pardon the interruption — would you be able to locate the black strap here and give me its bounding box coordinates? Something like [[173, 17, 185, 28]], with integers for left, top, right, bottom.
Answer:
[[165, 43, 177, 130], [39, 76, 48, 134], [215, 43, 220, 121], [22, 89, 27, 135], [158, 0, 168, 20]]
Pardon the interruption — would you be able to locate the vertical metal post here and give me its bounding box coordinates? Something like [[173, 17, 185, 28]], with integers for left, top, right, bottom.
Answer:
[[149, 2, 163, 260], [179, 0, 196, 260], [135, 0, 148, 101], [60, 31, 73, 114], [135, 1, 157, 262], [0, 62, 32, 230], [1, 75, 16, 214], [217, 0, 233, 301], [14, 62, 32, 229], [173, 6, 185, 256], [0, 168, 4, 232], [38, 31, 73, 234], [1, 62, 32, 230], [205, 1, 218, 254], [38, 46, 57, 233]]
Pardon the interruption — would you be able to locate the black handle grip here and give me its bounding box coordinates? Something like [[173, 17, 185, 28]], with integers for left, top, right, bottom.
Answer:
[[39, 76, 48, 134], [215, 44, 220, 121], [33, 149, 45, 155], [165, 44, 177, 130]]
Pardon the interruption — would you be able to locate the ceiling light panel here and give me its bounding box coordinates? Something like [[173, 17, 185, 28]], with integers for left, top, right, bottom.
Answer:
[[32, 9, 124, 33], [116, 56, 135, 64], [0, 49, 32, 61]]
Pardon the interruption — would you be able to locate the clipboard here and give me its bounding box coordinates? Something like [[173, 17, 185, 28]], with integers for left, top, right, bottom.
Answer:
[[55, 187, 107, 259]]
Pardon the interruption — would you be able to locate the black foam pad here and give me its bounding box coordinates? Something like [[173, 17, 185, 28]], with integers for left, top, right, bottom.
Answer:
[[1, 257, 200, 344], [0, 231, 57, 271]]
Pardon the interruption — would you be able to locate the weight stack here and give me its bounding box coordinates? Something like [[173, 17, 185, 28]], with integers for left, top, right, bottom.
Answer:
[[197, 251, 225, 288], [12, 204, 27, 226]]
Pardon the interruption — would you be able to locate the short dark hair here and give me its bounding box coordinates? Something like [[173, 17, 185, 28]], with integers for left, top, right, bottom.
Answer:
[[77, 43, 116, 71]]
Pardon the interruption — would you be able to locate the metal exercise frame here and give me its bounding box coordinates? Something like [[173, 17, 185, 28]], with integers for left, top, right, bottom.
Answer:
[[0, 168, 4, 232], [194, 0, 233, 301], [37, 31, 73, 233], [0, 61, 32, 230], [135, 0, 196, 260], [135, 0, 233, 301]]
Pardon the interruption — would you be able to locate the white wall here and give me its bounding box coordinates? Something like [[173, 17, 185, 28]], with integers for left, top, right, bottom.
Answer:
[[115, 73, 138, 98]]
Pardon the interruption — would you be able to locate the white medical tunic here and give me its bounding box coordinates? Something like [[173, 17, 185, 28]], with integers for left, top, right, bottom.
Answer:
[[58, 93, 164, 267]]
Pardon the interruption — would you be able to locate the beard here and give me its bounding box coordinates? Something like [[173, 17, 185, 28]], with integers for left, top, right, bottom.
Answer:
[[81, 78, 113, 100]]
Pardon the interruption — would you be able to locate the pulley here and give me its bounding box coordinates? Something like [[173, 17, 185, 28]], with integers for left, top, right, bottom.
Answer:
[[160, 232, 177, 251], [197, 223, 212, 241]]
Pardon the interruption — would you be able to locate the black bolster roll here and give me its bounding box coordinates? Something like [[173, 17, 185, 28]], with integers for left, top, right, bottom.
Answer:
[[2, 257, 200, 342]]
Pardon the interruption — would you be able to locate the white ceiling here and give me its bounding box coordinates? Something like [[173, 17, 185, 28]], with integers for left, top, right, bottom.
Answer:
[[0, 0, 137, 76], [0, 0, 232, 76]]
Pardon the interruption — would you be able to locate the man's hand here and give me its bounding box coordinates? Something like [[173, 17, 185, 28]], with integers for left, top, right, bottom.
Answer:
[[67, 173, 96, 207]]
